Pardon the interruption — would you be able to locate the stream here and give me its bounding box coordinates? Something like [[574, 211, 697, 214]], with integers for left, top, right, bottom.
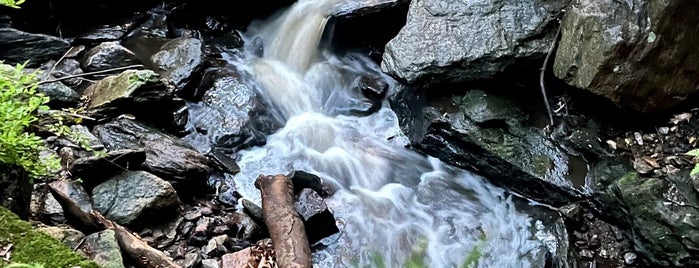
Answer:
[[188, 0, 571, 267]]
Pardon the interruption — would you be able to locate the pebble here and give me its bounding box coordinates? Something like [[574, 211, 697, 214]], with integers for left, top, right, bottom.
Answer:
[[201, 259, 220, 268], [579, 249, 594, 260], [659, 127, 669, 135], [634, 132, 643, 145], [624, 252, 637, 265]]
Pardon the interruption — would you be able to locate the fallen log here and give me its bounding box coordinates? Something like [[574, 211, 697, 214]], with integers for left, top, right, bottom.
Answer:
[[255, 174, 312, 268], [48, 182, 181, 268]]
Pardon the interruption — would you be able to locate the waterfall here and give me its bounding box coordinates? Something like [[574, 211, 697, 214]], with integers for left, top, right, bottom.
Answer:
[[218, 0, 570, 266]]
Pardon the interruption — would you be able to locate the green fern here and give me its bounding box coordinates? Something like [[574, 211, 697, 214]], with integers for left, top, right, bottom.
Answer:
[[0, 0, 25, 8]]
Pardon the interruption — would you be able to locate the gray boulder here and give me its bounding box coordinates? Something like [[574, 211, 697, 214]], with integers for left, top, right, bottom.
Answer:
[[554, 0, 699, 112], [82, 41, 140, 71], [382, 0, 570, 84], [78, 230, 125, 268], [92, 171, 180, 226], [151, 37, 204, 90]]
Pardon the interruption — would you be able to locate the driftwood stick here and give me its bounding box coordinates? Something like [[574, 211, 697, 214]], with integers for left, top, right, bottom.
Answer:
[[255, 174, 312, 268], [48, 182, 180, 268]]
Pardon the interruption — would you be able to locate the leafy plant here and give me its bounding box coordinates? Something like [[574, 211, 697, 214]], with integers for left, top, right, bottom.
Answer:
[[0, 0, 25, 8], [0, 61, 60, 179], [685, 149, 699, 177]]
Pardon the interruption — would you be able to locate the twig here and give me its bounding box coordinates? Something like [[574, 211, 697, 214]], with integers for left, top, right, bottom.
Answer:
[[40, 109, 97, 121], [45, 46, 77, 79], [73, 237, 87, 251], [540, 25, 562, 127], [38, 65, 145, 85]]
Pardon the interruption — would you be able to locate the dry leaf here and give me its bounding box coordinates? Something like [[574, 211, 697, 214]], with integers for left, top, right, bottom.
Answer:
[[642, 156, 660, 168]]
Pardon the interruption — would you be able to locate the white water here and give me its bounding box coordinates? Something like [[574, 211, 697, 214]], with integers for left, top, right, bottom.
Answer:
[[224, 0, 568, 266]]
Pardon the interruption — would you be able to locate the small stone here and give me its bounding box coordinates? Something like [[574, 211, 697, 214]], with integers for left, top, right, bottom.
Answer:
[[189, 217, 212, 245], [183, 251, 201, 268], [202, 235, 229, 258], [605, 140, 617, 150], [589, 235, 600, 249], [633, 157, 654, 174], [624, 252, 637, 265], [181, 221, 195, 236], [579, 249, 594, 260], [212, 225, 230, 236], [201, 259, 220, 268], [642, 134, 654, 142], [658, 127, 669, 135], [634, 132, 643, 145], [221, 248, 252, 268], [200, 207, 214, 216], [184, 210, 202, 221]]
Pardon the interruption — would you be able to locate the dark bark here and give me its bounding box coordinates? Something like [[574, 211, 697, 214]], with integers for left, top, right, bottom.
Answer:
[[255, 174, 312, 268]]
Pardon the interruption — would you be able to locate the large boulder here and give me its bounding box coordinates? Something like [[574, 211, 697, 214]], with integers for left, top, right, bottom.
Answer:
[[553, 0, 699, 112], [393, 87, 587, 206], [381, 0, 570, 84], [0, 28, 70, 67]]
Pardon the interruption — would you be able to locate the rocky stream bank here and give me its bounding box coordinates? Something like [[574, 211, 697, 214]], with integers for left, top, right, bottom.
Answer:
[[1, 0, 699, 267]]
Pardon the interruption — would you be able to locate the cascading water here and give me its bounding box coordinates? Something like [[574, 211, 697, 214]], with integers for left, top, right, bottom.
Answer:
[[211, 0, 571, 266]]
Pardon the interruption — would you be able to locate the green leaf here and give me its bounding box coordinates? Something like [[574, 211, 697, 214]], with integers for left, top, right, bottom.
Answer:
[[686, 149, 699, 158], [691, 164, 699, 178]]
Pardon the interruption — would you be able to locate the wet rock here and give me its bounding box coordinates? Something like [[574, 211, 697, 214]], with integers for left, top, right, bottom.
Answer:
[[287, 170, 324, 195], [69, 149, 146, 187], [78, 229, 125, 268], [208, 149, 241, 174], [355, 75, 388, 101], [34, 69, 81, 107], [184, 209, 202, 221], [554, 0, 699, 112], [43, 58, 85, 88], [331, 0, 409, 19], [31, 184, 66, 225], [229, 212, 264, 242], [93, 118, 212, 183], [241, 199, 265, 228], [92, 171, 180, 226], [615, 171, 699, 266], [46, 180, 94, 227], [83, 70, 168, 109], [184, 66, 281, 153], [0, 28, 71, 67], [250, 36, 264, 57], [81, 41, 141, 71], [38, 225, 85, 249], [76, 25, 130, 44], [0, 164, 32, 219], [294, 188, 340, 244], [393, 88, 584, 205], [579, 249, 594, 260], [151, 216, 183, 250], [150, 37, 203, 91], [381, 0, 569, 84]]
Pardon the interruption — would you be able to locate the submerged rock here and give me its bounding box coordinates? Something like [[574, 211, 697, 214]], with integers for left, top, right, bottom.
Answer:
[[554, 0, 699, 112], [382, 0, 570, 84], [294, 188, 339, 244]]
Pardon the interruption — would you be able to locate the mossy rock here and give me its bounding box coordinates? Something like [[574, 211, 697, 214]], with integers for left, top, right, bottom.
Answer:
[[0, 206, 99, 268]]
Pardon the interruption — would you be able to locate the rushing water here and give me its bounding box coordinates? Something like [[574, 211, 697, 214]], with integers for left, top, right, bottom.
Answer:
[[205, 0, 571, 267]]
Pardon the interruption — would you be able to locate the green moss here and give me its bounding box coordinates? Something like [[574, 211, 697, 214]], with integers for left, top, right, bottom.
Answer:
[[531, 154, 552, 177], [0, 207, 99, 268], [617, 172, 639, 186]]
